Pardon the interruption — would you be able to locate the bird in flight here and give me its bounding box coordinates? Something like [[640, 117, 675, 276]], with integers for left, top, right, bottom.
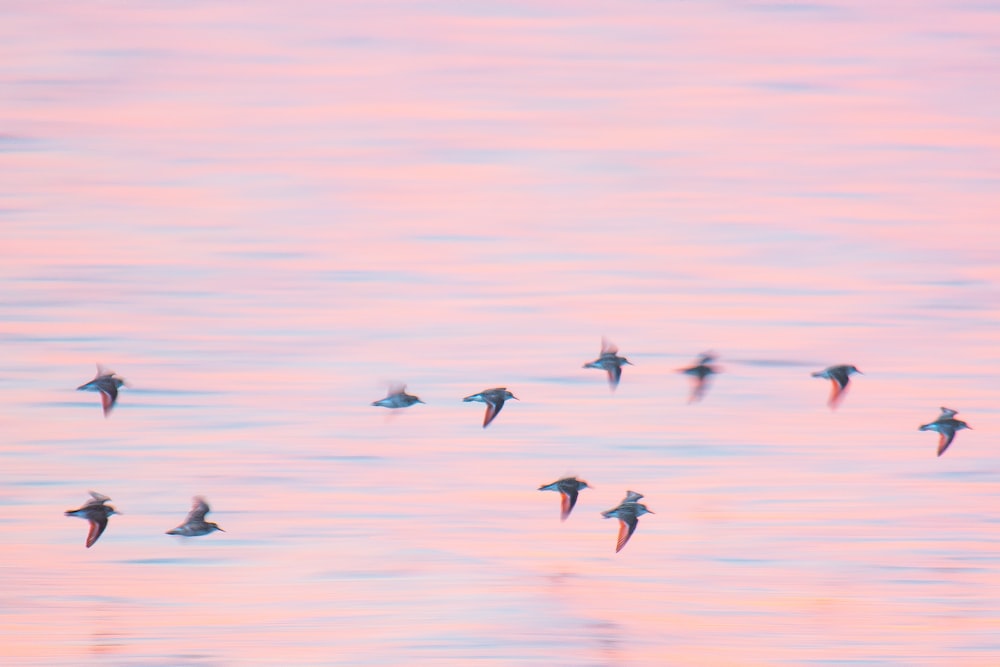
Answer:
[[463, 387, 517, 428], [811, 364, 862, 409], [583, 338, 633, 390], [538, 476, 590, 521], [919, 406, 972, 457]]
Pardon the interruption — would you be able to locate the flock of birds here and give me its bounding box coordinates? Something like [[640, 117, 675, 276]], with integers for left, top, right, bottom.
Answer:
[[65, 492, 222, 549], [69, 339, 973, 553]]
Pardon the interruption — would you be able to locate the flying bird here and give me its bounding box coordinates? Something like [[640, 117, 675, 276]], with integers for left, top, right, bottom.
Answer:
[[166, 496, 225, 536], [811, 364, 862, 408], [920, 407, 972, 457], [77, 364, 127, 417], [371, 384, 424, 409], [601, 490, 653, 553], [463, 387, 517, 428], [583, 338, 633, 390], [538, 477, 590, 521], [65, 491, 118, 548], [679, 352, 719, 402]]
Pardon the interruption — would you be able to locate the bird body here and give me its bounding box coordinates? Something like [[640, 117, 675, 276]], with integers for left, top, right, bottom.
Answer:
[[372, 385, 424, 409]]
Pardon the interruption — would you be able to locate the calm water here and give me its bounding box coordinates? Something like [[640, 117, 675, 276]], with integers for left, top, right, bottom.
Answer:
[[3, 2, 1000, 665]]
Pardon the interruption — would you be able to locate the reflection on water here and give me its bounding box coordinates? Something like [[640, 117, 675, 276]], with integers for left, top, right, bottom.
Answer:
[[4, 1, 1000, 665]]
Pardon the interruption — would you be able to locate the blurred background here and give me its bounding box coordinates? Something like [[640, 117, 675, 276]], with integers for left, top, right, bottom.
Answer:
[[3, 1, 999, 664]]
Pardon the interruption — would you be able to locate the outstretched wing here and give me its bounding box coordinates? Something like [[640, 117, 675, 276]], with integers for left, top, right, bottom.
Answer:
[[186, 497, 211, 522], [88, 491, 111, 505], [607, 365, 622, 389], [86, 514, 108, 548], [600, 337, 618, 355], [827, 378, 846, 408], [100, 384, 118, 416], [482, 398, 504, 428], [688, 376, 707, 403], [622, 490, 644, 503], [615, 516, 638, 553], [936, 430, 956, 457], [560, 488, 579, 521]]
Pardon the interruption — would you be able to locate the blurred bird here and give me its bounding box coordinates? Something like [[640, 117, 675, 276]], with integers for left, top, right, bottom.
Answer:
[[65, 491, 118, 548], [371, 384, 424, 409], [920, 407, 972, 457], [679, 352, 719, 402], [538, 477, 590, 521], [166, 496, 224, 536], [77, 364, 127, 417], [811, 364, 862, 408], [601, 490, 653, 553], [463, 387, 517, 428], [583, 338, 633, 390]]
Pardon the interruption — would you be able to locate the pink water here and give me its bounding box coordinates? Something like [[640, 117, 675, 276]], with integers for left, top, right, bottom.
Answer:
[[3, 1, 1000, 665]]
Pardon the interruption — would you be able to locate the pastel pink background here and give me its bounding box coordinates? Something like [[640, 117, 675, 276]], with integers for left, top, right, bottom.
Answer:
[[3, 1, 999, 664]]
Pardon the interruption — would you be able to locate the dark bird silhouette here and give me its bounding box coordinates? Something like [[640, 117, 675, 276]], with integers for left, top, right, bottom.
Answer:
[[538, 477, 590, 521], [583, 338, 633, 390], [463, 387, 517, 428], [920, 407, 971, 457], [601, 490, 653, 553], [77, 364, 127, 416], [811, 364, 862, 408], [166, 496, 225, 536], [372, 384, 424, 409], [65, 491, 118, 548], [679, 352, 720, 403]]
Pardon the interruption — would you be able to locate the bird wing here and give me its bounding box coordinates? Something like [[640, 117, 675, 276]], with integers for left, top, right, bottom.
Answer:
[[615, 515, 638, 553], [99, 385, 117, 416], [560, 488, 579, 521], [85, 513, 108, 548], [607, 365, 622, 389], [87, 491, 111, 505], [937, 430, 956, 457], [827, 378, 846, 408], [186, 497, 210, 522], [830, 367, 851, 389], [482, 397, 504, 427], [688, 375, 708, 403], [600, 338, 618, 355]]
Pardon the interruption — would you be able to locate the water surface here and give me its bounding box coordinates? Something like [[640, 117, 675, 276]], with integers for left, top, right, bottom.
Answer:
[[3, 2, 1000, 665]]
